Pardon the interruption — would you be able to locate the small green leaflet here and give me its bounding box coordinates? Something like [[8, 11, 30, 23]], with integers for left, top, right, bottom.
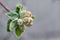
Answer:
[[15, 25, 25, 37], [15, 4, 23, 18], [6, 11, 19, 19], [7, 19, 12, 32], [16, 4, 23, 13], [16, 4, 23, 10], [9, 20, 17, 31], [31, 15, 35, 19]]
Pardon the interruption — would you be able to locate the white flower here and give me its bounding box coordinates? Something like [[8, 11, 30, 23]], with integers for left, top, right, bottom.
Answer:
[[17, 19, 23, 25]]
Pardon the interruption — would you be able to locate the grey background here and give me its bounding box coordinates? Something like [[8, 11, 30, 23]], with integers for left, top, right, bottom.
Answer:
[[0, 0, 60, 40]]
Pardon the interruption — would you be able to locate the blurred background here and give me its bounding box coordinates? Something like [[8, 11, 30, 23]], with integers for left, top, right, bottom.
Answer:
[[0, 0, 60, 40]]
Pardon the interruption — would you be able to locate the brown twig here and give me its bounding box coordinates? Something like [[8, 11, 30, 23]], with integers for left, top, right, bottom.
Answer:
[[0, 1, 11, 12]]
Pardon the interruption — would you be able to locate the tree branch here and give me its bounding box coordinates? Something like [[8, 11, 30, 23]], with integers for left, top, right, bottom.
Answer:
[[0, 1, 11, 12]]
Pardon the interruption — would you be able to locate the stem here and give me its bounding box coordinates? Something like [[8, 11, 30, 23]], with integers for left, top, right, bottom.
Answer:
[[0, 1, 11, 12]]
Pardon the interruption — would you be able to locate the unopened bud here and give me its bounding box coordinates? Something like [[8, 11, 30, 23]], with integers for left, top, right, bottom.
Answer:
[[29, 22, 33, 26], [27, 11, 32, 17], [21, 10, 32, 17], [21, 10, 27, 15], [26, 22, 33, 27], [17, 19, 23, 25], [24, 17, 30, 23]]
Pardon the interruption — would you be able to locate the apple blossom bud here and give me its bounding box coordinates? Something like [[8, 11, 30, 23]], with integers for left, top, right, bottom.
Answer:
[[26, 22, 33, 27], [21, 10, 27, 15], [17, 19, 23, 25], [27, 11, 32, 17], [29, 17, 33, 22], [24, 17, 30, 23], [24, 17, 33, 24], [21, 10, 32, 17], [29, 22, 33, 26]]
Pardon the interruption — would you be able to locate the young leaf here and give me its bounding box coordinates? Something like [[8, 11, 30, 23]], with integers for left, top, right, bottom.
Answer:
[[16, 4, 23, 13], [15, 25, 24, 37], [16, 7, 20, 13], [7, 19, 12, 32], [31, 15, 35, 19], [6, 11, 19, 19], [9, 20, 17, 31]]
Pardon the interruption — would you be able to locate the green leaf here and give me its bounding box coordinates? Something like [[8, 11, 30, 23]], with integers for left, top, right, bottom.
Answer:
[[9, 20, 17, 31], [31, 15, 35, 19], [16, 4, 23, 9], [16, 4, 23, 13], [6, 11, 19, 19], [15, 25, 24, 37], [16, 7, 20, 13], [7, 19, 12, 32]]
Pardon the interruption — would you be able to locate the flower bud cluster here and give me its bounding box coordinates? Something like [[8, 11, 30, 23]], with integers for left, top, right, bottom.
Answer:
[[17, 10, 34, 27]]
